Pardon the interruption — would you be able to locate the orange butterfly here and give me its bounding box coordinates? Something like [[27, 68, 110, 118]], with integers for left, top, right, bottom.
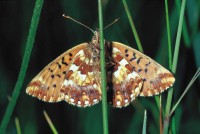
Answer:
[[26, 31, 175, 108], [26, 16, 175, 108]]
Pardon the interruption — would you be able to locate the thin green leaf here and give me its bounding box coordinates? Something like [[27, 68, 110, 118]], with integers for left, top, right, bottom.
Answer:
[[0, 0, 44, 133], [142, 110, 147, 134], [122, 0, 144, 53], [98, 0, 109, 134], [165, 0, 173, 69], [164, 0, 187, 133], [175, 0, 191, 47], [43, 110, 58, 134], [15, 117, 21, 134]]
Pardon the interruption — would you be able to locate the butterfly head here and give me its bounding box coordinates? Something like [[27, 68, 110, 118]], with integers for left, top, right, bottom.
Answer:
[[89, 30, 101, 60], [92, 30, 100, 45]]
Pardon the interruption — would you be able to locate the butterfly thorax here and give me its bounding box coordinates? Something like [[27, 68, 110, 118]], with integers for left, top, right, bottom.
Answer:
[[87, 31, 101, 63]]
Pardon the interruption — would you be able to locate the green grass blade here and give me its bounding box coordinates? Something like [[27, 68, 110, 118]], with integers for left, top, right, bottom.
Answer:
[[43, 110, 59, 134], [165, 0, 173, 69], [122, 0, 144, 53], [0, 0, 44, 133], [175, 0, 191, 47], [172, 0, 186, 74], [98, 0, 109, 134], [159, 96, 163, 134], [15, 117, 21, 134], [164, 0, 187, 133], [142, 110, 147, 134], [170, 68, 200, 116]]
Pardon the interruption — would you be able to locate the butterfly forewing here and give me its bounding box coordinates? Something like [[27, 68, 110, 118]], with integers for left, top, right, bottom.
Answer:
[[26, 43, 102, 107], [112, 42, 175, 97]]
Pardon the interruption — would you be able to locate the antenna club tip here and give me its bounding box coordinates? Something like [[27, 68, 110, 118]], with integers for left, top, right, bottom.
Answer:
[[62, 14, 70, 18]]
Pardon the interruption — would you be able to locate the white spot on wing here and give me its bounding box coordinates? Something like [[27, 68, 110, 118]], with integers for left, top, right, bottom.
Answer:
[[65, 95, 69, 100], [49, 97, 54, 102], [76, 50, 84, 57], [77, 71, 87, 81], [70, 98, 74, 103], [125, 99, 128, 103], [113, 47, 120, 53], [69, 64, 79, 71], [126, 71, 139, 81], [93, 99, 98, 103], [113, 66, 122, 78], [116, 101, 121, 106], [63, 79, 74, 86], [78, 101, 81, 105], [130, 94, 134, 98], [119, 59, 129, 66], [135, 87, 140, 93]]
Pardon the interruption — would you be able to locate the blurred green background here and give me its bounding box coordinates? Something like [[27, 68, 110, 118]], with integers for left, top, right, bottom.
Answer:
[[0, 0, 199, 133]]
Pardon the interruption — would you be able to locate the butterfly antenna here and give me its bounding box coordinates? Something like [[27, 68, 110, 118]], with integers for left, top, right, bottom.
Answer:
[[63, 14, 95, 34], [104, 18, 120, 30]]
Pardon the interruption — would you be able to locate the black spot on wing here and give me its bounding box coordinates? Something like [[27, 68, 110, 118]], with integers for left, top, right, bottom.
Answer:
[[56, 62, 61, 69], [63, 71, 66, 74], [145, 61, 151, 66], [56, 74, 61, 78], [145, 69, 148, 73], [137, 57, 142, 64], [53, 84, 56, 88], [130, 52, 136, 61], [61, 57, 68, 66], [48, 68, 53, 72]]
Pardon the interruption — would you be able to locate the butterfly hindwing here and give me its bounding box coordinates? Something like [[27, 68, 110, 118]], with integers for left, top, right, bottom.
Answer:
[[110, 47, 143, 108], [112, 42, 175, 97]]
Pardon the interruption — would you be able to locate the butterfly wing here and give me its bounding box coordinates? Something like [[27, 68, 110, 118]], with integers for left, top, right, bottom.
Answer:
[[26, 43, 102, 107], [109, 45, 143, 108], [112, 42, 175, 97]]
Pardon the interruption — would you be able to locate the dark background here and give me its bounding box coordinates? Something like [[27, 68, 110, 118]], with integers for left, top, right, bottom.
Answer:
[[0, 0, 199, 133]]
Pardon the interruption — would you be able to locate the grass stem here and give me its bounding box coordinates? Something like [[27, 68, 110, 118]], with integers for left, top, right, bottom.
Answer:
[[142, 110, 147, 134], [164, 0, 187, 133], [122, 0, 144, 53], [98, 0, 109, 134], [15, 117, 21, 134], [43, 110, 58, 134], [0, 0, 44, 133]]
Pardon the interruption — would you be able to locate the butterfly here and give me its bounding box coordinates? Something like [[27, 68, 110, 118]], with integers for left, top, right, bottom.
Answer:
[[26, 30, 175, 108]]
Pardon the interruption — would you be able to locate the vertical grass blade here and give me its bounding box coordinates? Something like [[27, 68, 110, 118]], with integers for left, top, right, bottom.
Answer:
[[122, 0, 144, 53], [142, 110, 147, 134], [165, 0, 173, 69], [43, 110, 58, 134], [159, 96, 163, 134], [15, 117, 21, 134], [164, 0, 187, 133], [172, 0, 187, 72], [98, 0, 109, 134], [0, 0, 44, 133], [175, 0, 191, 47]]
